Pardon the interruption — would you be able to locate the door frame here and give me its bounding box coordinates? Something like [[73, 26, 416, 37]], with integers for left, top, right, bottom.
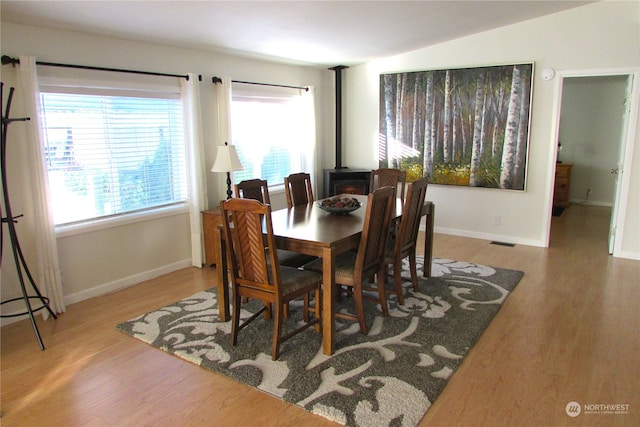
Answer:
[[545, 67, 639, 257]]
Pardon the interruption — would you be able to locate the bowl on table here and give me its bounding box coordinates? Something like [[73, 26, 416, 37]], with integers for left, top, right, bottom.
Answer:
[[317, 196, 363, 215]]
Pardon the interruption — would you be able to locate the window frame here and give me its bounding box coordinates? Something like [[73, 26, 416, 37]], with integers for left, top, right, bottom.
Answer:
[[229, 83, 316, 193], [38, 71, 189, 235]]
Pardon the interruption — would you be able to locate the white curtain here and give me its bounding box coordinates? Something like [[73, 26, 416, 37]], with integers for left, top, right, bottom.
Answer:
[[300, 86, 317, 175], [213, 77, 233, 201], [16, 56, 65, 316], [214, 77, 233, 146], [182, 74, 207, 267]]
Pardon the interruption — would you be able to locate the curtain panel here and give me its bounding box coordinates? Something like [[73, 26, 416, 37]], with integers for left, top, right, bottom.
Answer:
[[182, 74, 207, 267], [16, 55, 66, 316]]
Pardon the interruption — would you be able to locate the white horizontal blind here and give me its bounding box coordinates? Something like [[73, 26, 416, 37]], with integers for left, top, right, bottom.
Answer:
[[40, 89, 186, 225], [231, 84, 312, 188]]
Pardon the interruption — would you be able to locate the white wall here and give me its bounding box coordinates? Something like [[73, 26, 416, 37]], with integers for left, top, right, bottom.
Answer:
[[343, 1, 640, 257], [0, 22, 332, 311]]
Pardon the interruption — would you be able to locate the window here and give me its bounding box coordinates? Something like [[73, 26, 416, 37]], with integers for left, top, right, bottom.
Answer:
[[39, 85, 186, 226], [230, 84, 315, 188]]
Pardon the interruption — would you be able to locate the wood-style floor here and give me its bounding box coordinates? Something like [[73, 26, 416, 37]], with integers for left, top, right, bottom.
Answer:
[[1, 204, 638, 426]]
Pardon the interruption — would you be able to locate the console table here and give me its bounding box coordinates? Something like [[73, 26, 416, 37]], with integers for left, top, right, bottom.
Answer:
[[201, 208, 223, 266], [553, 163, 573, 208]]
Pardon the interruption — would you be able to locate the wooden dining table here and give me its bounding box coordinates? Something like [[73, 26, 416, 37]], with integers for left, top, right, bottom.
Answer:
[[215, 194, 434, 355]]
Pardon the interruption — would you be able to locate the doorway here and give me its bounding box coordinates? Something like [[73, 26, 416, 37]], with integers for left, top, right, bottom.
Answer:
[[549, 70, 637, 255]]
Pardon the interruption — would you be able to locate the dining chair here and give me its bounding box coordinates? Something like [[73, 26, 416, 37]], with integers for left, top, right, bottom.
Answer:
[[284, 172, 314, 208], [234, 178, 271, 204], [221, 197, 322, 361], [304, 186, 396, 334], [234, 178, 317, 269], [383, 178, 428, 305], [370, 168, 407, 203]]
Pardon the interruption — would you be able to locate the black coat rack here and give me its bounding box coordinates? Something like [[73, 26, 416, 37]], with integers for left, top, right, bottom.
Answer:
[[1, 82, 57, 350]]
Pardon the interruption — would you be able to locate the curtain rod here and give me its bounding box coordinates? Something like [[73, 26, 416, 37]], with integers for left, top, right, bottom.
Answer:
[[1, 55, 201, 81], [212, 76, 308, 91]]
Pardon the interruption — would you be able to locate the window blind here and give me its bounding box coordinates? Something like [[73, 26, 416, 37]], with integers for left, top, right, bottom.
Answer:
[[231, 83, 312, 188], [40, 87, 186, 226]]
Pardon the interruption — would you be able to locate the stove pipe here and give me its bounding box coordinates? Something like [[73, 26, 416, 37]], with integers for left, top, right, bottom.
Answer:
[[329, 65, 348, 169]]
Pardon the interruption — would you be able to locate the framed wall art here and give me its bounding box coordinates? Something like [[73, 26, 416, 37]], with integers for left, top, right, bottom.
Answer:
[[379, 63, 533, 190]]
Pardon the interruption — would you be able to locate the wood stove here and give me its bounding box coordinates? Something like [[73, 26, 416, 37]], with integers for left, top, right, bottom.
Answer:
[[323, 65, 371, 198], [323, 168, 371, 198]]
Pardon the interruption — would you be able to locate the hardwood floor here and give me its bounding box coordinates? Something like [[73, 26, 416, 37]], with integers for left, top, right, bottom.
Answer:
[[2, 204, 638, 426]]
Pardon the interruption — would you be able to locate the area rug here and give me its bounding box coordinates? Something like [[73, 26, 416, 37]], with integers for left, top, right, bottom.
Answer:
[[117, 257, 523, 427]]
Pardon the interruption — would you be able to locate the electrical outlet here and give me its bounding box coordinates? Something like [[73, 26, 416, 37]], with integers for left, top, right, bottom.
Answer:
[[493, 216, 501, 225]]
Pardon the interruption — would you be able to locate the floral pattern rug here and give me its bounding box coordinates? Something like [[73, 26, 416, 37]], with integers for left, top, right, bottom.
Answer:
[[117, 257, 523, 427]]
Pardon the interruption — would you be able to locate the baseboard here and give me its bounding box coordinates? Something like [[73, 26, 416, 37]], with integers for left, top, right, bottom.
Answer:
[[64, 259, 194, 305], [614, 250, 640, 260], [1, 259, 193, 327], [426, 225, 638, 259], [432, 226, 545, 247], [570, 200, 613, 207]]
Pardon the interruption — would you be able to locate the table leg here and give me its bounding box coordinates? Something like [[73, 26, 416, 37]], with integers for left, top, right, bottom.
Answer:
[[216, 227, 230, 321], [321, 247, 336, 355], [423, 202, 435, 277]]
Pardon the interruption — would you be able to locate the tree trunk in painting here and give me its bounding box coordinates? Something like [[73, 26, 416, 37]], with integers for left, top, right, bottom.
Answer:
[[423, 73, 434, 177], [412, 74, 422, 151], [469, 71, 485, 186], [452, 92, 460, 162], [383, 74, 395, 165], [456, 91, 469, 160], [480, 74, 490, 156], [500, 65, 522, 189], [394, 74, 406, 168], [491, 83, 506, 159], [443, 70, 452, 163], [514, 67, 530, 190]]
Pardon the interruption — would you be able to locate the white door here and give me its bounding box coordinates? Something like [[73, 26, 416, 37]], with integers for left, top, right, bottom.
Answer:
[[608, 74, 635, 254]]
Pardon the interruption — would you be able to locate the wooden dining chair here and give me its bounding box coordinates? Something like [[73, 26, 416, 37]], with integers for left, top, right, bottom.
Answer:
[[234, 178, 316, 269], [221, 198, 322, 360], [382, 178, 428, 305], [284, 172, 314, 208], [370, 168, 407, 203], [234, 178, 271, 204], [304, 186, 396, 334]]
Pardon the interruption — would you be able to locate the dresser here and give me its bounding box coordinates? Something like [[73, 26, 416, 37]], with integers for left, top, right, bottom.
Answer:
[[201, 208, 223, 266], [553, 163, 573, 208]]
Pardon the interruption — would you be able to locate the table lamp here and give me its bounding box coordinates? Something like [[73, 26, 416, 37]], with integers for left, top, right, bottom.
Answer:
[[211, 142, 244, 199]]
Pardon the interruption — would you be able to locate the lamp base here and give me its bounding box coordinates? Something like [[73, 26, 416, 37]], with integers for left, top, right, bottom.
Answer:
[[226, 171, 233, 200]]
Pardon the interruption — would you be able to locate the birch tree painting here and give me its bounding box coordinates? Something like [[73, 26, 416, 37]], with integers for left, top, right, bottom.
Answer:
[[379, 63, 533, 190]]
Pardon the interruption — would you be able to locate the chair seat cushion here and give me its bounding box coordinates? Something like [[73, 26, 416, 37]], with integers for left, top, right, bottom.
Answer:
[[303, 251, 357, 279], [277, 266, 322, 294]]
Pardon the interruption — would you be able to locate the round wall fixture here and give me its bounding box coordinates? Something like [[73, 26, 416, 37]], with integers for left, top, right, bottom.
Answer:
[[541, 68, 555, 81]]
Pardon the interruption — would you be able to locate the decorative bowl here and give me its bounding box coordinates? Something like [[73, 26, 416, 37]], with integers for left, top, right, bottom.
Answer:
[[317, 197, 363, 215]]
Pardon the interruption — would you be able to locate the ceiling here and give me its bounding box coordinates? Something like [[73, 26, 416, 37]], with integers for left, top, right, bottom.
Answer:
[[2, 1, 593, 67]]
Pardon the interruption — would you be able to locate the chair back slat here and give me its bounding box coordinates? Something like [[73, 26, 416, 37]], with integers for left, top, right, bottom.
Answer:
[[235, 179, 271, 204], [397, 178, 429, 254], [284, 172, 314, 208], [355, 186, 395, 282], [370, 168, 406, 202]]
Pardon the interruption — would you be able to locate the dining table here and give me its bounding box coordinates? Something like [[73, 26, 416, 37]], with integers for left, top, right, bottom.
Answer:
[[215, 193, 434, 355]]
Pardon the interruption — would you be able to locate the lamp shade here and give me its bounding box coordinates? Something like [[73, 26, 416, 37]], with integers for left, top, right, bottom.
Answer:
[[211, 144, 244, 173]]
